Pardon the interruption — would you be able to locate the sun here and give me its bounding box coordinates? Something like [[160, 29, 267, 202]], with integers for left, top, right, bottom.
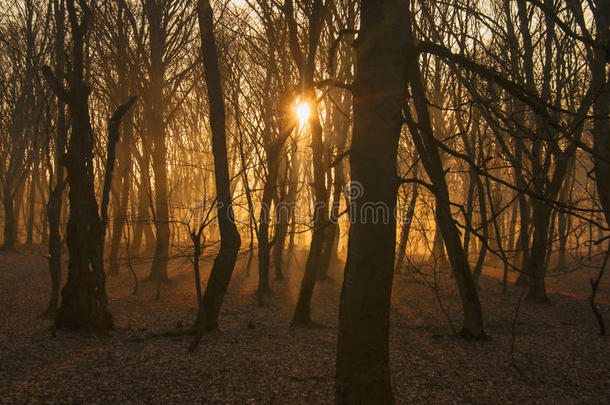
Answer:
[[295, 100, 311, 126]]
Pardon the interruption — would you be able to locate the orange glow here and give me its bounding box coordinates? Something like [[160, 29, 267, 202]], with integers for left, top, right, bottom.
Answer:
[[295, 100, 311, 126]]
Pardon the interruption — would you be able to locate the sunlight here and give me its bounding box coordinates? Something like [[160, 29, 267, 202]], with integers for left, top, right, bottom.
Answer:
[[295, 100, 311, 126]]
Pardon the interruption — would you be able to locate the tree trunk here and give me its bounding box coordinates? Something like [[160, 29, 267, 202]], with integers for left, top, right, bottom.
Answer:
[[45, 182, 64, 318], [41, 0, 135, 330], [256, 157, 278, 296], [318, 163, 344, 281], [145, 0, 170, 283], [2, 189, 17, 251], [131, 158, 152, 255], [406, 38, 485, 337], [336, 1, 409, 401], [108, 12, 133, 277], [273, 152, 300, 279], [26, 160, 39, 245], [526, 201, 551, 301], [107, 125, 131, 276], [149, 137, 170, 282], [191, 0, 241, 338], [431, 219, 446, 264], [44, 0, 67, 319], [291, 0, 328, 326], [395, 181, 418, 272], [591, 1, 610, 232]]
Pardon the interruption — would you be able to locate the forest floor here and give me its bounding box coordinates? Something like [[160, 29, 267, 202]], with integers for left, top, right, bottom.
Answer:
[[0, 247, 609, 404]]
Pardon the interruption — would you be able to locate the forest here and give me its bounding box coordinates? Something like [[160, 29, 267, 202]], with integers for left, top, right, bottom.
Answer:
[[0, 0, 608, 403]]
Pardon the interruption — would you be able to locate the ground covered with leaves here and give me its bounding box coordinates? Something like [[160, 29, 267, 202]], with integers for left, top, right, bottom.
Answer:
[[1, 248, 608, 403]]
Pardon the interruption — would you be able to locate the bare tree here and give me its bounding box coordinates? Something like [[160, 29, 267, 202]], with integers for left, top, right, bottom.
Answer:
[[43, 0, 135, 330], [190, 0, 241, 348], [336, 0, 409, 401]]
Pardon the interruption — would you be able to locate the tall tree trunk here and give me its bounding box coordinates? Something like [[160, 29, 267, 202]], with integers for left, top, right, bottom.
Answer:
[[26, 160, 39, 244], [431, 218, 446, 264], [591, 1, 610, 230], [2, 188, 17, 250], [514, 146, 530, 286], [291, 0, 328, 326], [44, 0, 67, 318], [45, 181, 64, 318], [256, 85, 292, 295], [108, 9, 133, 277], [318, 163, 344, 281], [273, 151, 300, 279], [42, 0, 113, 330], [406, 28, 485, 337], [395, 180, 418, 272], [462, 175, 475, 258], [145, 0, 170, 283], [336, 1, 408, 401], [527, 201, 552, 301], [191, 0, 241, 340], [256, 156, 278, 296], [131, 157, 152, 255], [108, 117, 132, 276], [471, 135, 489, 285]]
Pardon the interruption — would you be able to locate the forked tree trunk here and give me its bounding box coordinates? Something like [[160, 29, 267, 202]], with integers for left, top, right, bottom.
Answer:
[[42, 0, 135, 330], [257, 87, 293, 295]]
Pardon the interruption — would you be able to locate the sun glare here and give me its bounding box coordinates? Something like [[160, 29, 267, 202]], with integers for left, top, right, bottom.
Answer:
[[295, 101, 311, 126]]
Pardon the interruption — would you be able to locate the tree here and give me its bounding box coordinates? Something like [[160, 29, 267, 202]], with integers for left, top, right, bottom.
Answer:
[[43, 0, 135, 330], [290, 0, 329, 326], [0, 0, 46, 251], [190, 0, 241, 347], [336, 0, 409, 401]]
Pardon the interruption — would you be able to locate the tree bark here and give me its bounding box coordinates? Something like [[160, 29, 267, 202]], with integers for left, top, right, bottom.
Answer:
[[26, 159, 39, 244], [43, 0, 113, 330], [108, 5, 134, 277], [291, 0, 328, 326], [191, 0, 241, 340], [273, 150, 300, 279], [336, 1, 409, 401], [144, 0, 170, 283], [42, 0, 134, 330], [2, 189, 17, 251], [44, 0, 67, 318], [591, 1, 610, 229], [395, 180, 418, 272]]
